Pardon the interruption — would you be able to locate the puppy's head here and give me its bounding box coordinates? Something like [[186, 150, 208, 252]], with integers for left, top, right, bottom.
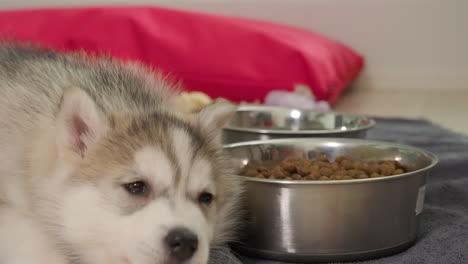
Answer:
[[46, 88, 241, 264]]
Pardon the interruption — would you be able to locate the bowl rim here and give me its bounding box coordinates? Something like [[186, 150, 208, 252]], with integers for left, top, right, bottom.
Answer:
[[223, 106, 376, 135], [223, 137, 439, 185]]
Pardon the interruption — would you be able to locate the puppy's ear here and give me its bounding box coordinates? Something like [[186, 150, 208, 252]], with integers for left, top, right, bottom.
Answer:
[[56, 88, 107, 160], [197, 99, 237, 144]]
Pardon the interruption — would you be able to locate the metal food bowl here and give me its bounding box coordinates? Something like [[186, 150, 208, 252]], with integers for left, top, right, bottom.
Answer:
[[224, 138, 438, 263], [222, 106, 375, 144]]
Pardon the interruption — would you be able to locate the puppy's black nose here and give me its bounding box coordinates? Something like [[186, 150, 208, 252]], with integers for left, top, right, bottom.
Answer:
[[164, 227, 198, 261]]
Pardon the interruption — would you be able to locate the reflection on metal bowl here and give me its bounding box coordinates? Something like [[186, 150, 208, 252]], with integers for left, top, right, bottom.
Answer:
[[224, 138, 438, 262], [223, 106, 375, 144]]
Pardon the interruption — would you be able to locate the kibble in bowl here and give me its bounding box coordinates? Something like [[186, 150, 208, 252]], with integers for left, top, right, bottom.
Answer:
[[241, 155, 408, 181], [224, 138, 438, 263]]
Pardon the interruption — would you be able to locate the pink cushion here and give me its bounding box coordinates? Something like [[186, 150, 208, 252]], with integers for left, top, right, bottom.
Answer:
[[0, 6, 364, 103]]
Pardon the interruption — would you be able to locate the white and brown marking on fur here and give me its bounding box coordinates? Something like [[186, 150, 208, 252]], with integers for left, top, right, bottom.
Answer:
[[0, 42, 243, 264]]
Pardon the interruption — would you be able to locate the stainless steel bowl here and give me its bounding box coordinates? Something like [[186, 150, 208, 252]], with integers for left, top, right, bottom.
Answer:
[[224, 138, 438, 262], [222, 106, 375, 144]]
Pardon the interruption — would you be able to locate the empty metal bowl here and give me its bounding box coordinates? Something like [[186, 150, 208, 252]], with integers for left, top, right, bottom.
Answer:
[[222, 106, 375, 144], [224, 138, 438, 262]]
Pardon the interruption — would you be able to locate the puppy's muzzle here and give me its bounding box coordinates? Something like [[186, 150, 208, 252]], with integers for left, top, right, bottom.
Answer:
[[164, 227, 198, 262]]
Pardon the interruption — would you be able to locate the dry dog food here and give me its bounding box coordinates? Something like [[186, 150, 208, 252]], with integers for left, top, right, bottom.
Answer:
[[241, 155, 407, 180]]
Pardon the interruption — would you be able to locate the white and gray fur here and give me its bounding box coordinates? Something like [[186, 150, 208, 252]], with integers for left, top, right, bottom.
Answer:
[[0, 43, 242, 264]]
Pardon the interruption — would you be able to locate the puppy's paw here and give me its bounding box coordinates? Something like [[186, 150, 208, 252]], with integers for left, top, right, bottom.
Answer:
[[0, 208, 67, 264]]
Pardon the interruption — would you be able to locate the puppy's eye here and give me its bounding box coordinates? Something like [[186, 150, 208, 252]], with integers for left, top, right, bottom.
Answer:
[[124, 181, 148, 195], [198, 192, 214, 205]]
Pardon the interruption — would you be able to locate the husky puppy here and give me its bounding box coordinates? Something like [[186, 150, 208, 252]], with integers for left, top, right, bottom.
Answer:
[[0, 43, 241, 264]]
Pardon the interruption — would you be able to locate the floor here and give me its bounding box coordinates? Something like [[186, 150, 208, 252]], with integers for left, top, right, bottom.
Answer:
[[333, 89, 468, 136]]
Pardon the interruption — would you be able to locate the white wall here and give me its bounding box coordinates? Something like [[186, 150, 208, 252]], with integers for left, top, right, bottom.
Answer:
[[1, 0, 467, 91]]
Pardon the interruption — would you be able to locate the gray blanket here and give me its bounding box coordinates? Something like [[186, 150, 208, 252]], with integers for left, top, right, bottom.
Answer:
[[210, 117, 468, 264]]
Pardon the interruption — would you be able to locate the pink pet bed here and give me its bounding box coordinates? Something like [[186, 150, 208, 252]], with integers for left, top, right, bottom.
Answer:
[[0, 6, 364, 103]]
